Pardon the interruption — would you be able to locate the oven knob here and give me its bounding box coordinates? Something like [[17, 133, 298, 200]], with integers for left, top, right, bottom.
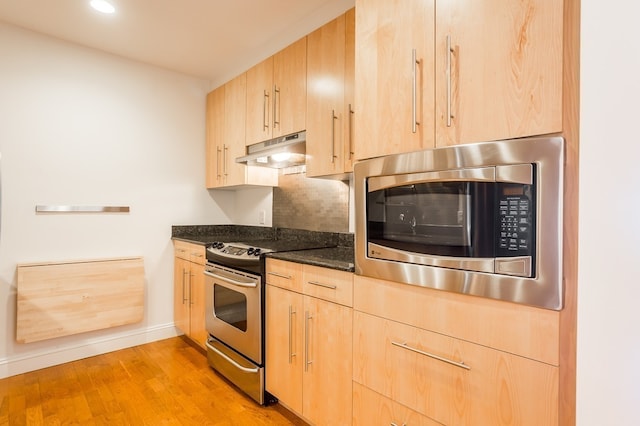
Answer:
[[214, 242, 224, 249], [247, 247, 255, 255], [253, 248, 261, 256]]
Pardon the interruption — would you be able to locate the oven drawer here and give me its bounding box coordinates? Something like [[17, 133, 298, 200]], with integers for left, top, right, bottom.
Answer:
[[353, 311, 559, 425], [206, 336, 265, 405]]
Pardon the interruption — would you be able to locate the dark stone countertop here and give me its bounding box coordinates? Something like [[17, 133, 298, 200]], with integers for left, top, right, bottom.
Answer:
[[265, 246, 355, 272], [171, 224, 354, 272]]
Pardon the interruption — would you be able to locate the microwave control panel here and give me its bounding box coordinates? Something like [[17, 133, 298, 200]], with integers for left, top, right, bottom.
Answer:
[[496, 183, 535, 257]]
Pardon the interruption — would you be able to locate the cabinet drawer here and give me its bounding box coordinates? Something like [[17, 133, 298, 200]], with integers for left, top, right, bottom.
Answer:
[[353, 382, 439, 426], [354, 275, 559, 365], [174, 241, 205, 265], [302, 264, 353, 307], [173, 240, 191, 261], [266, 258, 303, 292], [353, 311, 558, 426]]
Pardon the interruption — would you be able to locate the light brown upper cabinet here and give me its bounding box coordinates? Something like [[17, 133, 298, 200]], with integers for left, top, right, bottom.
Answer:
[[245, 37, 307, 146], [206, 74, 277, 189], [306, 8, 356, 178], [354, 0, 436, 161], [205, 85, 225, 188], [354, 0, 563, 160], [435, 0, 563, 146]]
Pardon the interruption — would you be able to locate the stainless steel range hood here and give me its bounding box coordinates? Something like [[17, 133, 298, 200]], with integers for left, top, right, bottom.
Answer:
[[236, 131, 306, 169]]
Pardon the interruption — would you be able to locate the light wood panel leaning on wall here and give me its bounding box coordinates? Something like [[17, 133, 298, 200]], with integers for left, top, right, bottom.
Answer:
[[16, 257, 145, 343]]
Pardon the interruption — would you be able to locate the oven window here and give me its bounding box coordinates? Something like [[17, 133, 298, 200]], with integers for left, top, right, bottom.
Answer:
[[213, 284, 247, 332]]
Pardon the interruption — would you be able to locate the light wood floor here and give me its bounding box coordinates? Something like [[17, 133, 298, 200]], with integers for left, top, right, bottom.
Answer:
[[0, 337, 308, 425]]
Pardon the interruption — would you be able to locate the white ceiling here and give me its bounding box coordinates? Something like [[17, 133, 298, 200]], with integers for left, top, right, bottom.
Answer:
[[0, 0, 354, 87]]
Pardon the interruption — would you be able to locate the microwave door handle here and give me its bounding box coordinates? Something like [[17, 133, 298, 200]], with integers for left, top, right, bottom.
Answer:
[[367, 166, 496, 193], [204, 270, 257, 288]]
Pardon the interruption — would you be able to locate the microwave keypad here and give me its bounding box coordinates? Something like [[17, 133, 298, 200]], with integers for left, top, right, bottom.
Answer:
[[499, 197, 532, 254]]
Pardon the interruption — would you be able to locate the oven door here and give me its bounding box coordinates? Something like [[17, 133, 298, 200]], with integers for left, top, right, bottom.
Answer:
[[204, 263, 262, 365]]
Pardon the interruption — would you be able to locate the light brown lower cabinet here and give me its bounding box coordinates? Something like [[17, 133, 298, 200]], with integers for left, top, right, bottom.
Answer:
[[265, 259, 353, 426], [353, 382, 440, 426], [353, 311, 559, 425], [173, 241, 207, 349]]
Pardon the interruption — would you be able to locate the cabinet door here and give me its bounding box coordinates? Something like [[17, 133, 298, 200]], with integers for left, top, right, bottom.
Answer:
[[245, 57, 274, 146], [205, 87, 225, 188], [265, 285, 303, 414], [189, 262, 207, 348], [273, 37, 307, 138], [353, 382, 440, 426], [435, 0, 563, 146], [353, 311, 558, 425], [223, 73, 248, 186], [306, 14, 346, 178], [173, 257, 190, 335], [354, 0, 435, 160], [303, 296, 352, 426]]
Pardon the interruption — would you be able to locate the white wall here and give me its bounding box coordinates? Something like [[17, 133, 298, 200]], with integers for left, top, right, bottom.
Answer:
[[0, 23, 234, 377], [578, 1, 640, 424]]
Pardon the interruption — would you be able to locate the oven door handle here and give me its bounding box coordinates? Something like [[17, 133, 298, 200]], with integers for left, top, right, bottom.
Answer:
[[204, 270, 258, 288], [205, 340, 260, 373]]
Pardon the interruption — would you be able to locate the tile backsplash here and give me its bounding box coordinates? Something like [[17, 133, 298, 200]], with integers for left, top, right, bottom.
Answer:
[[273, 171, 349, 233]]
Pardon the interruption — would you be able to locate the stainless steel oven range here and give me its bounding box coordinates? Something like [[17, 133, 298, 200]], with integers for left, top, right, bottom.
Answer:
[[204, 242, 273, 405]]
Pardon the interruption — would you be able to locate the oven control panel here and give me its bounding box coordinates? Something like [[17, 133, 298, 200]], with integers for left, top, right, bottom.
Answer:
[[206, 242, 272, 263]]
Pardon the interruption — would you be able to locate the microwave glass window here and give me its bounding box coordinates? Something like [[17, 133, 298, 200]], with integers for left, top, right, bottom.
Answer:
[[367, 181, 496, 257], [213, 284, 248, 332]]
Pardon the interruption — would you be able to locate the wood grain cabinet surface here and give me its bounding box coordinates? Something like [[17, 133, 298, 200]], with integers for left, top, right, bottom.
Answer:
[[173, 241, 207, 348], [354, 0, 563, 160], [245, 37, 307, 146], [205, 74, 277, 189], [265, 259, 353, 426], [353, 311, 558, 426], [306, 8, 355, 178]]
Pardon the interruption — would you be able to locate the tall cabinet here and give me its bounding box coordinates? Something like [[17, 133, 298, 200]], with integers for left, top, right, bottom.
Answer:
[[306, 8, 355, 178], [434, 0, 563, 146], [354, 0, 563, 160], [354, 0, 435, 160], [173, 241, 207, 349]]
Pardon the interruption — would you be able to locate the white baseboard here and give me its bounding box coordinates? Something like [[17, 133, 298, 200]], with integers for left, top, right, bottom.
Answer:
[[0, 323, 181, 379]]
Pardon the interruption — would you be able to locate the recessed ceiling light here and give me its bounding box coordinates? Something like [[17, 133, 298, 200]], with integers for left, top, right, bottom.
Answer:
[[90, 0, 115, 14]]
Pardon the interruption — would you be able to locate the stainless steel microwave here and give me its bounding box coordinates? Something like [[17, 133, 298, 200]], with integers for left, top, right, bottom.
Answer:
[[354, 136, 564, 310]]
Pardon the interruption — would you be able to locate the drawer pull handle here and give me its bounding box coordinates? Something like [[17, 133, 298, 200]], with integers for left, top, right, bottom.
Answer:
[[391, 341, 470, 370], [267, 271, 292, 280], [307, 280, 337, 290]]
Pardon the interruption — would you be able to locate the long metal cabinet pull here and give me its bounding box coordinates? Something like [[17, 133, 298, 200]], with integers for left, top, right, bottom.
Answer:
[[288, 305, 296, 364], [392, 341, 471, 370], [263, 89, 269, 131], [348, 104, 354, 159], [189, 270, 195, 305], [307, 280, 337, 290], [390, 423, 407, 426], [304, 311, 312, 372], [331, 110, 338, 164], [182, 269, 188, 304], [223, 145, 228, 176], [446, 35, 454, 127], [216, 146, 222, 180], [412, 49, 420, 133], [273, 85, 280, 128], [267, 271, 292, 280]]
